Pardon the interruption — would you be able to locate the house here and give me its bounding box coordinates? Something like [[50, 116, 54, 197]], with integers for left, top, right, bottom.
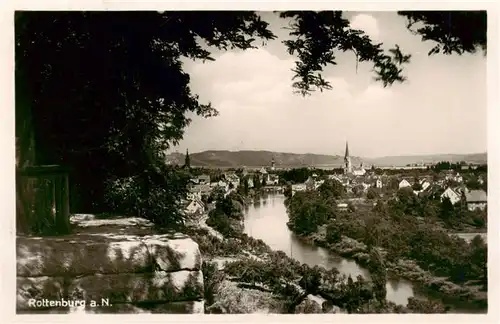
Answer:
[[419, 179, 431, 191], [412, 178, 432, 195], [217, 180, 229, 192], [453, 186, 469, 196], [441, 187, 461, 205], [375, 178, 383, 189], [305, 176, 316, 191], [445, 174, 454, 181], [259, 167, 268, 175], [291, 183, 307, 196], [465, 190, 487, 211], [187, 190, 202, 201], [191, 184, 212, 197], [225, 173, 240, 189], [399, 179, 411, 189], [266, 174, 279, 186], [247, 177, 254, 188], [312, 179, 325, 190], [225, 173, 239, 182], [453, 173, 463, 183], [197, 174, 211, 185], [352, 167, 366, 177], [328, 174, 343, 183], [184, 197, 205, 215]]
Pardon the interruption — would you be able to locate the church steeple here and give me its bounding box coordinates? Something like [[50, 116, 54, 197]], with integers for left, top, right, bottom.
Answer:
[[184, 149, 191, 169], [344, 141, 352, 174]]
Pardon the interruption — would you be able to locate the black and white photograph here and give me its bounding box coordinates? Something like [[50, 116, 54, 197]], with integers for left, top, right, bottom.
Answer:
[[11, 4, 495, 319]]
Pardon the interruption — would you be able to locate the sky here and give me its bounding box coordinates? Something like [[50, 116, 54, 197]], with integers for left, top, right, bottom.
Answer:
[[173, 11, 487, 158]]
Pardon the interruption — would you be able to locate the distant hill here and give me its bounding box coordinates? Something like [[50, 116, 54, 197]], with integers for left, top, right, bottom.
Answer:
[[166, 150, 363, 168], [165, 150, 487, 168], [369, 153, 487, 167]]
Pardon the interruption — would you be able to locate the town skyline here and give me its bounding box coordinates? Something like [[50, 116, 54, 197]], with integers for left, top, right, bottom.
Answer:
[[170, 146, 487, 159], [173, 11, 487, 158]]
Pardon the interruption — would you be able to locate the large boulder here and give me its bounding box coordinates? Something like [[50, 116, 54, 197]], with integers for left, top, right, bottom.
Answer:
[[16, 214, 204, 314]]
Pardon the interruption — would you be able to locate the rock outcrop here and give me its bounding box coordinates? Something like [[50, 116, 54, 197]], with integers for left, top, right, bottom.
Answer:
[[17, 214, 204, 314]]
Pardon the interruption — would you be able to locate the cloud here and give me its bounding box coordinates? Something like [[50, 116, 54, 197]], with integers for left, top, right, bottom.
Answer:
[[185, 48, 356, 109], [186, 49, 295, 104], [180, 47, 398, 154], [181, 48, 366, 152], [178, 36, 486, 157], [356, 84, 393, 106], [349, 14, 380, 41]]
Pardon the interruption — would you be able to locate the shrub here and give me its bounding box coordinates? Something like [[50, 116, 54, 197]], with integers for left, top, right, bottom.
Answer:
[[366, 188, 379, 200], [326, 222, 342, 244], [206, 210, 235, 237], [406, 297, 446, 313], [103, 171, 188, 228], [202, 261, 224, 307]]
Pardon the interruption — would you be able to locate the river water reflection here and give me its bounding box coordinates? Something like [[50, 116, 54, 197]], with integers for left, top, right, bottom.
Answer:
[[243, 193, 418, 306]]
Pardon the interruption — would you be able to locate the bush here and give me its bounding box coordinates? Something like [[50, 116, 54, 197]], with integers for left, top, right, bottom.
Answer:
[[286, 191, 334, 234], [103, 171, 188, 228], [202, 261, 224, 307], [326, 223, 342, 243], [406, 297, 446, 313], [206, 210, 235, 237], [366, 188, 379, 200]]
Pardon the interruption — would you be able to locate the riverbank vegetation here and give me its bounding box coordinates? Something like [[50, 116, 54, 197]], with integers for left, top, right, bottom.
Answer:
[[284, 180, 488, 310], [205, 192, 245, 237], [185, 192, 455, 314]]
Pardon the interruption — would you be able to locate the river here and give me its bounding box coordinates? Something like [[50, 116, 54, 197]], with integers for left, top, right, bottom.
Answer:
[[242, 193, 481, 311]]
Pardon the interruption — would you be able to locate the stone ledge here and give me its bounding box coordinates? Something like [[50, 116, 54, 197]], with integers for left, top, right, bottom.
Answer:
[[17, 217, 202, 277], [17, 215, 205, 314]]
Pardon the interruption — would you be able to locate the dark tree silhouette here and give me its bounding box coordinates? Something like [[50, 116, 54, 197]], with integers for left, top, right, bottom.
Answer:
[[16, 10, 487, 225], [398, 11, 486, 56]]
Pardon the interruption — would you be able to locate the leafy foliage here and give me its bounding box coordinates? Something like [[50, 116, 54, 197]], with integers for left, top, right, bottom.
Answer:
[[206, 193, 245, 236], [103, 166, 190, 227], [288, 177, 488, 291], [366, 187, 380, 200], [327, 199, 486, 286], [16, 10, 486, 228], [318, 179, 345, 199], [280, 11, 411, 94], [398, 11, 486, 56], [202, 261, 224, 307], [286, 190, 335, 234], [406, 297, 446, 313]]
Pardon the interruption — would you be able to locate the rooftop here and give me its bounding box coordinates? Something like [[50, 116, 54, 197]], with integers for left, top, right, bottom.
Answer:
[[465, 190, 487, 202]]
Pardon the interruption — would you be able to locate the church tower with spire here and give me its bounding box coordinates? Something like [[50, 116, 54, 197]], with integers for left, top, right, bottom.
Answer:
[[344, 141, 352, 174]]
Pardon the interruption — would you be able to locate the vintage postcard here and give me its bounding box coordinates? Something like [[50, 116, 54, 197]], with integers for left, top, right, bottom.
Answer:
[[5, 2, 497, 324]]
